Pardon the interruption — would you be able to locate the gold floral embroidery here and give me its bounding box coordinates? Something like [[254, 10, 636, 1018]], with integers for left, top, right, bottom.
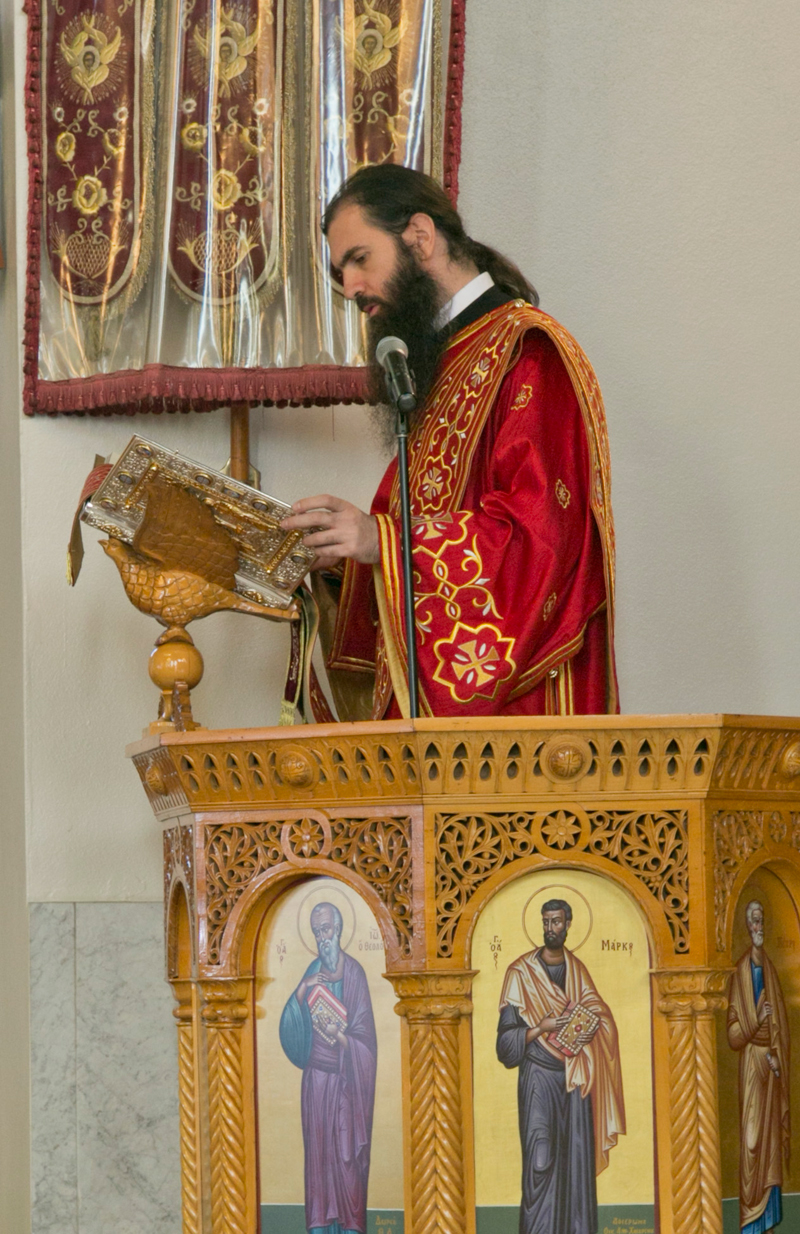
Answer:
[[451, 639, 501, 687], [55, 131, 76, 163], [421, 467, 444, 499], [72, 175, 108, 215], [555, 479, 571, 509], [543, 591, 557, 621], [432, 621, 517, 702], [211, 168, 243, 210], [511, 384, 532, 411]]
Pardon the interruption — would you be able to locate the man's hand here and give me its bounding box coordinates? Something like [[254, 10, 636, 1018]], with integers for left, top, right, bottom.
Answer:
[[766, 1051, 781, 1077], [525, 1007, 569, 1043], [758, 1000, 774, 1025], [282, 495, 379, 570]]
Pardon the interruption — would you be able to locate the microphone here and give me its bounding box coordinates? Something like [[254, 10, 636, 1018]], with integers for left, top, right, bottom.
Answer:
[[375, 336, 417, 413]]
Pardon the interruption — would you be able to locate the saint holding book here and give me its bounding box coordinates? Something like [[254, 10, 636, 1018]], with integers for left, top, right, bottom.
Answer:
[[280, 900, 378, 1234], [496, 898, 626, 1234]]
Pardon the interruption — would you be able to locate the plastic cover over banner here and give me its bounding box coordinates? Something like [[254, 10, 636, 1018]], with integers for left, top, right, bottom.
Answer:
[[25, 0, 466, 415]]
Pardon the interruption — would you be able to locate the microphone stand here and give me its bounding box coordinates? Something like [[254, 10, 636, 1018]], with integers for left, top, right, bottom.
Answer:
[[391, 395, 420, 719]]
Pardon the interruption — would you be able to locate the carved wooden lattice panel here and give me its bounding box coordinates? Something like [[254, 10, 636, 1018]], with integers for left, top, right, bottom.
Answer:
[[329, 818, 413, 956], [175, 738, 420, 804], [711, 808, 799, 950], [165, 823, 196, 913], [420, 729, 716, 796], [435, 808, 689, 957], [203, 816, 413, 964], [711, 730, 800, 791]]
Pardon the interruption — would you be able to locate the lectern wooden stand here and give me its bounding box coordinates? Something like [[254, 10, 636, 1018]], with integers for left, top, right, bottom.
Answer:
[[128, 714, 800, 1234]]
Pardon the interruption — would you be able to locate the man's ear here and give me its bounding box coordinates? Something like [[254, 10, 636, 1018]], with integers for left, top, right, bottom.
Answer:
[[401, 212, 437, 262]]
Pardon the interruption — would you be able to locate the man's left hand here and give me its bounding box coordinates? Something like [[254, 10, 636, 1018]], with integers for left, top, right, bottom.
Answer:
[[282, 495, 379, 570]]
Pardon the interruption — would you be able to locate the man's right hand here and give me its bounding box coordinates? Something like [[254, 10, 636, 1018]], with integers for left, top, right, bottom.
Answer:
[[281, 495, 380, 570], [525, 1008, 570, 1043], [758, 1000, 774, 1024]]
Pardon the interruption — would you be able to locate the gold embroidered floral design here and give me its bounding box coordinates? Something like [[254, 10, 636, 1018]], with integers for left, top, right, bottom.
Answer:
[[413, 516, 499, 636], [543, 592, 557, 621], [211, 168, 243, 210], [55, 131, 76, 163], [432, 622, 517, 702], [72, 175, 108, 216], [470, 355, 491, 387], [101, 128, 125, 158], [555, 479, 571, 509], [511, 384, 533, 411], [180, 121, 208, 153], [421, 468, 444, 499]]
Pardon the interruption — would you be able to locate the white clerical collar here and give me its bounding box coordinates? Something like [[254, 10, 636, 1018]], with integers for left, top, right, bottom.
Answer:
[[435, 271, 495, 330]]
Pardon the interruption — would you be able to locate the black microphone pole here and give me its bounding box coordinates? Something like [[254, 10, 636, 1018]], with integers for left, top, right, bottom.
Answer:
[[376, 337, 419, 718], [394, 400, 419, 719]]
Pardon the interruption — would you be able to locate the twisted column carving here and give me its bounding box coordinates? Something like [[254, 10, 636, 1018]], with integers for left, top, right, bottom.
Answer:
[[201, 981, 251, 1234], [391, 974, 474, 1234], [172, 980, 203, 1234], [656, 969, 729, 1234]]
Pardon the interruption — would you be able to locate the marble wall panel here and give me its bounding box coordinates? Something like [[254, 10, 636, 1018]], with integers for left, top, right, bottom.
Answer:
[[30, 903, 78, 1234], [30, 902, 181, 1234], [74, 902, 180, 1234]]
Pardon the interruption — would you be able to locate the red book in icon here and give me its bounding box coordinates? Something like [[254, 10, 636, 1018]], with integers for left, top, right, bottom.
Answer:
[[307, 983, 348, 1045], [547, 1001, 600, 1057]]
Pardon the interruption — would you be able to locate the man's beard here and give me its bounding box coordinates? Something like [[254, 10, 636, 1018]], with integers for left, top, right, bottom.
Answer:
[[364, 242, 446, 450], [318, 934, 341, 972], [749, 928, 764, 948], [543, 927, 568, 951]]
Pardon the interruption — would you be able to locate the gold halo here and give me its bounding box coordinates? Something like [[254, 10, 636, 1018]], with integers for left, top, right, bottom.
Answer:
[[522, 883, 593, 953], [297, 879, 357, 955]]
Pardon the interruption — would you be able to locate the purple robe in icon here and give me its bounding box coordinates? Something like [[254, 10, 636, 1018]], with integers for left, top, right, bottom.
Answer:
[[280, 953, 377, 1234]]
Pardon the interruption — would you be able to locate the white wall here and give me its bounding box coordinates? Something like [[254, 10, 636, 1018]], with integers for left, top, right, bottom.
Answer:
[[13, 5, 800, 897]]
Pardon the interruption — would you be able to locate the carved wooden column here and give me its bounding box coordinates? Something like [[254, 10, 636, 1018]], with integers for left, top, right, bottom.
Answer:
[[199, 980, 256, 1234], [655, 969, 729, 1234], [390, 973, 475, 1234], [172, 979, 206, 1234]]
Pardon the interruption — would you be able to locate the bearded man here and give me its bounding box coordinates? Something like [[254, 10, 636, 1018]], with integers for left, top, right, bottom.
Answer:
[[727, 900, 790, 1234], [497, 900, 625, 1234], [280, 902, 378, 1234], [283, 164, 617, 720]]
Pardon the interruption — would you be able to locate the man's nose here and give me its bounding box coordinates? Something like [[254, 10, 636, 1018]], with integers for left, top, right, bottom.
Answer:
[[341, 268, 363, 300]]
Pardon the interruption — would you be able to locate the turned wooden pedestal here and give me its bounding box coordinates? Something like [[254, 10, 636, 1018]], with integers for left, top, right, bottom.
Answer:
[[128, 714, 800, 1234]]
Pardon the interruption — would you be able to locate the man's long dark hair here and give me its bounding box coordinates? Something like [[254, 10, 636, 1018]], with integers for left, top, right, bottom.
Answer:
[[322, 164, 539, 306]]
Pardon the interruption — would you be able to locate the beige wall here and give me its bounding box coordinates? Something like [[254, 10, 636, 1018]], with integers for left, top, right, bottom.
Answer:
[[5, 1, 800, 1219], [0, 5, 30, 1230]]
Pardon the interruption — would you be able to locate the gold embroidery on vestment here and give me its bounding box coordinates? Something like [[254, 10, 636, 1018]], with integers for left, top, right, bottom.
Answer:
[[543, 592, 557, 621], [510, 384, 533, 411], [555, 479, 571, 509]]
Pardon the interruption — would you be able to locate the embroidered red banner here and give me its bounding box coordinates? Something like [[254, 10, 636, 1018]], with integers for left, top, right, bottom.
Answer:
[[167, 0, 284, 336], [42, 0, 154, 328]]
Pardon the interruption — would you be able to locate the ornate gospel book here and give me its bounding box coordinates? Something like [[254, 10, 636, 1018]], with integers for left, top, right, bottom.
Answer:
[[547, 1002, 600, 1057], [306, 983, 348, 1046], [79, 435, 314, 608]]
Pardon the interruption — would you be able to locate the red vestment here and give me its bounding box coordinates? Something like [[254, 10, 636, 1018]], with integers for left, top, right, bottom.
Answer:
[[325, 300, 618, 719]]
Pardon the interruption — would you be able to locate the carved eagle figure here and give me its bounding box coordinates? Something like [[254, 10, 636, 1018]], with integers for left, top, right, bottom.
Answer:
[[101, 477, 296, 628]]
